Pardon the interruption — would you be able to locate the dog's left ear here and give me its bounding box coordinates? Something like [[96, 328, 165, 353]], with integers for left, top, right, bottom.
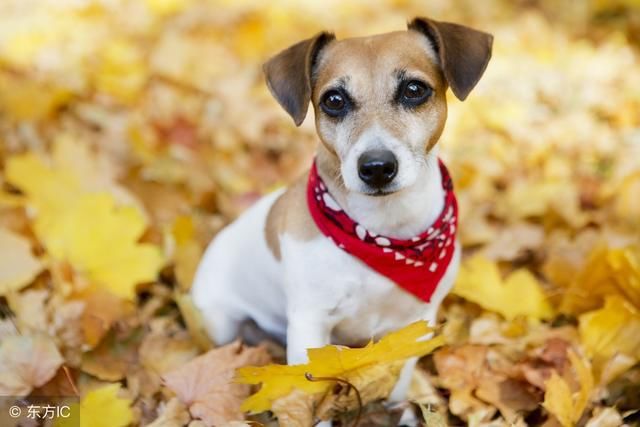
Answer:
[[263, 32, 335, 126], [408, 17, 493, 101]]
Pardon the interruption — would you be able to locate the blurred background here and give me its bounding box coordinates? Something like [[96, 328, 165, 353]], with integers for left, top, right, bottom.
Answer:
[[0, 0, 639, 426]]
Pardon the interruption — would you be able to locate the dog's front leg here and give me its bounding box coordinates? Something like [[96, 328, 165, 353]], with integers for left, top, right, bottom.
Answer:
[[286, 311, 333, 365], [286, 311, 334, 427], [388, 312, 438, 426]]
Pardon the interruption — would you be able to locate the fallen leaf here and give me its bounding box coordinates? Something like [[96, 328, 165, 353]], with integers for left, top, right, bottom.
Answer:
[[271, 389, 315, 427], [56, 383, 134, 427], [0, 333, 64, 395], [49, 297, 85, 362], [42, 194, 164, 300], [453, 255, 554, 320], [78, 289, 134, 348], [163, 340, 271, 426], [0, 227, 42, 296], [543, 350, 594, 427], [314, 360, 406, 421], [237, 321, 444, 417], [585, 406, 624, 427], [6, 137, 163, 300], [561, 244, 640, 314], [481, 222, 544, 261], [147, 397, 191, 427], [5, 135, 139, 218], [139, 327, 199, 374], [0, 74, 72, 121], [578, 295, 640, 381], [433, 345, 493, 419], [542, 229, 600, 290], [6, 288, 49, 333], [496, 179, 588, 228], [82, 327, 144, 381], [407, 367, 446, 409], [418, 404, 448, 427]]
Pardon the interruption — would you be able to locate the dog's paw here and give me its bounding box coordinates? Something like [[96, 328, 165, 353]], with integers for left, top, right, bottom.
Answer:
[[397, 406, 419, 427]]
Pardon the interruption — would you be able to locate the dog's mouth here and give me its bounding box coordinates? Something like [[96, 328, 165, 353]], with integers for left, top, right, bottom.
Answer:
[[364, 188, 399, 197]]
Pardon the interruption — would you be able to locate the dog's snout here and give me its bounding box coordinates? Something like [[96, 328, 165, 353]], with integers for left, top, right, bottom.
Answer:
[[357, 150, 398, 188]]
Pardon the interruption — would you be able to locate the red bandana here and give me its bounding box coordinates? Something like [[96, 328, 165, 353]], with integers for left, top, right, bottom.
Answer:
[[306, 159, 458, 303]]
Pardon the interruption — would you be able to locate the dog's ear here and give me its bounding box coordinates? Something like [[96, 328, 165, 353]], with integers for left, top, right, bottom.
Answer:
[[263, 32, 335, 126], [408, 17, 493, 101]]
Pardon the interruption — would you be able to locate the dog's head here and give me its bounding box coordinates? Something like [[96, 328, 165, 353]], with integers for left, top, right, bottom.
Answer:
[[264, 18, 493, 196]]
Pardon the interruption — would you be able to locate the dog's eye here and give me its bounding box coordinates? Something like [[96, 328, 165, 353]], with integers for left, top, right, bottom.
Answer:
[[400, 80, 432, 106], [320, 90, 348, 117]]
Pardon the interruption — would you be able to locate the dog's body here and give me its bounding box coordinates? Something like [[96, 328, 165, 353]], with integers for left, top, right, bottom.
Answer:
[[192, 17, 492, 411], [192, 148, 459, 363]]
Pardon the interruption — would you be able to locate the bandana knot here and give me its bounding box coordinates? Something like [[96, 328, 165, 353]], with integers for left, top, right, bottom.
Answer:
[[306, 159, 458, 302]]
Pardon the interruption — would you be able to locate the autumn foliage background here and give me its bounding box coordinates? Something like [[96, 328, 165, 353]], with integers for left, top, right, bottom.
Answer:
[[0, 0, 639, 426]]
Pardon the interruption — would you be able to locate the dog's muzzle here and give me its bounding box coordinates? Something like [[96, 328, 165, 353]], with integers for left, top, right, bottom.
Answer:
[[357, 149, 398, 189]]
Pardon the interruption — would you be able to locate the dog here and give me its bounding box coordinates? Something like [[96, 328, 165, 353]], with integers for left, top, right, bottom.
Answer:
[[192, 16, 492, 417]]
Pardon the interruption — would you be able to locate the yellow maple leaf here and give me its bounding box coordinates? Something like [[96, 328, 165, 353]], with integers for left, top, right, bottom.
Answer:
[[0, 228, 43, 296], [543, 350, 594, 427], [55, 383, 133, 427], [561, 245, 640, 314], [236, 321, 444, 414], [496, 180, 588, 229], [5, 137, 163, 300], [578, 295, 640, 380], [453, 255, 553, 320], [44, 193, 163, 299], [0, 74, 72, 121], [5, 134, 143, 223]]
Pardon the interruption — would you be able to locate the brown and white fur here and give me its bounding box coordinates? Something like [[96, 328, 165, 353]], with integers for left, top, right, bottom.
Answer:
[[192, 17, 492, 420]]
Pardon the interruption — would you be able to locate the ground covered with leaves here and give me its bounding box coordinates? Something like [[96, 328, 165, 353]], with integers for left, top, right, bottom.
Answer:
[[0, 0, 639, 426]]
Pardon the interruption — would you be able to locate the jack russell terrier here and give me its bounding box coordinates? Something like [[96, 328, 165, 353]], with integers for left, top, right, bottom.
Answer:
[[192, 16, 492, 413]]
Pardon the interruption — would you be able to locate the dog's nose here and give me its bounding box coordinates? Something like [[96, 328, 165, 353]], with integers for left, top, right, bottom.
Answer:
[[357, 150, 398, 188]]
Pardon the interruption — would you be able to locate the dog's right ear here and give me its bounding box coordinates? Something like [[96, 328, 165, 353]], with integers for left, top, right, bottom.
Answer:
[[263, 32, 335, 126]]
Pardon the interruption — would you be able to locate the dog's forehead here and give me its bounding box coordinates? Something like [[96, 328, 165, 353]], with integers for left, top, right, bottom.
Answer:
[[314, 31, 441, 89]]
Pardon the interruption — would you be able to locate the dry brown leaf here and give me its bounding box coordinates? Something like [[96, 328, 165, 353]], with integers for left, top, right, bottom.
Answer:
[[147, 397, 191, 427], [585, 407, 624, 427], [0, 227, 43, 296], [78, 289, 134, 348], [163, 341, 271, 427], [407, 368, 446, 409], [49, 296, 85, 365], [271, 389, 315, 427], [81, 327, 144, 381], [475, 378, 539, 422], [0, 333, 64, 395], [139, 328, 199, 374], [433, 345, 495, 419], [315, 361, 406, 421], [482, 222, 544, 261], [6, 288, 49, 333]]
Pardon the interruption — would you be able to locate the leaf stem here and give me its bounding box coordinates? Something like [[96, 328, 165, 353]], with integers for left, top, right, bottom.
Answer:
[[305, 372, 363, 427]]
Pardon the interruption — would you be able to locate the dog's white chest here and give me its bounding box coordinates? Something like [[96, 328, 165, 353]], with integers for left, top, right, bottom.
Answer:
[[280, 232, 459, 345]]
